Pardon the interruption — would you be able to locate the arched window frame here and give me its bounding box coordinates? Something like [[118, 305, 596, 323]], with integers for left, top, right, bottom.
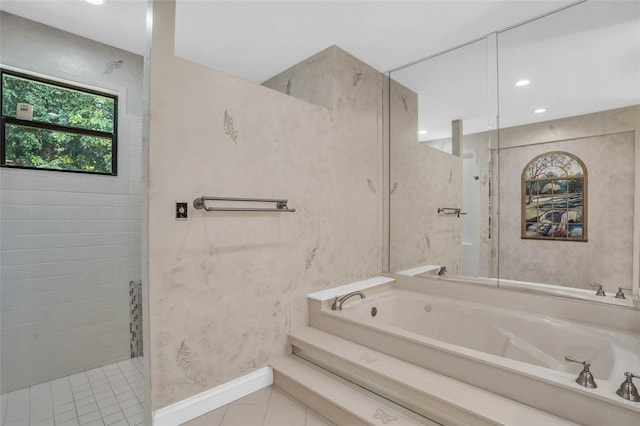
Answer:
[[521, 151, 587, 241]]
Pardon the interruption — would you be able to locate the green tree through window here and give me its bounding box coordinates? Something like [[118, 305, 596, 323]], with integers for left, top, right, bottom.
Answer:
[[1, 70, 117, 174]]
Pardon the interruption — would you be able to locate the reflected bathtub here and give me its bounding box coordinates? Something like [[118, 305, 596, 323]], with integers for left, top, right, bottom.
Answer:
[[309, 284, 640, 425]]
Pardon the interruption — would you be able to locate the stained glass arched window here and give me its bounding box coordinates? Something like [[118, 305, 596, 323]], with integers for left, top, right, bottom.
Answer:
[[522, 151, 587, 241]]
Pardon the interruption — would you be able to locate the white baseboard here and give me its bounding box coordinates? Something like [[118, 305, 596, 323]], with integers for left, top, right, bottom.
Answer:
[[153, 367, 273, 426]]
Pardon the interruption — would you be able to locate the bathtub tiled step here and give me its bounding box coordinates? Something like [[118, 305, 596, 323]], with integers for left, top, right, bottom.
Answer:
[[289, 326, 579, 426], [271, 355, 438, 426]]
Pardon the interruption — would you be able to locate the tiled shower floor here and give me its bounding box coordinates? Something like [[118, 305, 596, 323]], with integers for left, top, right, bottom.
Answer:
[[1, 357, 145, 426]]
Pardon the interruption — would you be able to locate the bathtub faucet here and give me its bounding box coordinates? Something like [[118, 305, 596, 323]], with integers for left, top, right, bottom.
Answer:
[[565, 356, 597, 388], [331, 291, 366, 310], [437, 266, 447, 276]]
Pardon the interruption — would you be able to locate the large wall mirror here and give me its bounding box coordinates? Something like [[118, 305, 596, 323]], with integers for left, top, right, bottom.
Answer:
[[387, 0, 640, 305]]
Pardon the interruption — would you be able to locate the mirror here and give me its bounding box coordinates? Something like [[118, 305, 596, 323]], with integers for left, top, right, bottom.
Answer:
[[388, 0, 640, 304]]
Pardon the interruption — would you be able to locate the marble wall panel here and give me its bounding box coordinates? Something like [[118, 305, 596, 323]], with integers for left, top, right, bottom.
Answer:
[[388, 80, 463, 274], [148, 1, 384, 409]]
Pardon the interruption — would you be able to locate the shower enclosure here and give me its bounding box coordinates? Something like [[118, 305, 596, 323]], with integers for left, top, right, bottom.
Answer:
[[0, 11, 146, 426]]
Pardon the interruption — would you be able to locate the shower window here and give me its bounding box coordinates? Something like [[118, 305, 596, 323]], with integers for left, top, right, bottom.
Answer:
[[522, 151, 587, 241], [1, 69, 117, 175]]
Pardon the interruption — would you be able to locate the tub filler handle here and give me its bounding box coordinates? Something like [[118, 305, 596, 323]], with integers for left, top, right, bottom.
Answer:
[[616, 372, 640, 402], [331, 291, 366, 310], [590, 283, 606, 296], [565, 356, 597, 388]]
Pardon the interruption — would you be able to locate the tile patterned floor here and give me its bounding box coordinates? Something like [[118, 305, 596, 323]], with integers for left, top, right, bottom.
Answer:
[[1, 357, 144, 426], [185, 386, 335, 426]]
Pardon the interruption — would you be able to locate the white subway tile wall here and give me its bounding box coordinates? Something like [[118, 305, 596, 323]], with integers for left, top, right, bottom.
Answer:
[[0, 115, 143, 393]]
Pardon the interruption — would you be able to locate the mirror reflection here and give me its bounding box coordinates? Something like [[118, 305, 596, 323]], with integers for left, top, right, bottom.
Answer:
[[388, 0, 640, 304]]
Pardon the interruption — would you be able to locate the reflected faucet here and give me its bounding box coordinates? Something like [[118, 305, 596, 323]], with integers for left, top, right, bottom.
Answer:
[[615, 287, 631, 299], [331, 291, 365, 310]]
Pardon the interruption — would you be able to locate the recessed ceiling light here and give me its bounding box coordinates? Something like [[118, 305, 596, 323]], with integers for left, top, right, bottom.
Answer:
[[419, 130, 428, 135], [515, 79, 530, 87], [85, 0, 105, 5], [534, 108, 547, 114]]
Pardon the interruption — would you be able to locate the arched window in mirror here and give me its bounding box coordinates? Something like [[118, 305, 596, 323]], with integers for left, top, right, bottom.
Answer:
[[522, 152, 587, 241]]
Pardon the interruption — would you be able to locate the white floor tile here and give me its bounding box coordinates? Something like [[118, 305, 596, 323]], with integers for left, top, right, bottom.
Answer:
[[82, 421, 105, 426], [184, 406, 227, 426], [220, 404, 267, 426], [75, 396, 98, 409], [54, 409, 78, 424], [78, 410, 102, 425], [53, 401, 76, 415], [122, 403, 143, 418], [102, 410, 125, 425], [262, 403, 306, 426], [77, 402, 100, 416], [125, 412, 145, 425], [3, 419, 30, 426], [305, 409, 335, 426], [98, 403, 122, 417], [232, 387, 271, 405], [31, 418, 55, 426], [268, 388, 303, 406], [57, 419, 80, 426], [1, 358, 144, 426]]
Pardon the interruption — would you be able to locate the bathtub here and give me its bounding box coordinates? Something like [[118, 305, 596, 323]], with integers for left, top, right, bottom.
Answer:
[[308, 277, 640, 425]]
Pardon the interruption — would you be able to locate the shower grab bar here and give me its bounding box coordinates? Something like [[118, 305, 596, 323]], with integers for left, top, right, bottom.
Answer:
[[437, 207, 467, 217], [193, 196, 296, 212]]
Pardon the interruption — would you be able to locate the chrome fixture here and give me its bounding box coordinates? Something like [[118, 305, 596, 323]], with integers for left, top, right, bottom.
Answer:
[[437, 207, 467, 218], [615, 287, 631, 299], [616, 372, 640, 402], [331, 291, 366, 310], [193, 196, 296, 212], [590, 283, 606, 296], [437, 266, 447, 276], [565, 356, 597, 388]]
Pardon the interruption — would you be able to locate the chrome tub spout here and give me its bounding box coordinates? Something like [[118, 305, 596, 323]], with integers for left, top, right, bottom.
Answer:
[[331, 291, 366, 310]]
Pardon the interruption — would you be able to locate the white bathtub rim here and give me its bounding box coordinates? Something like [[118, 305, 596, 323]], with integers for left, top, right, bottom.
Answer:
[[307, 276, 395, 301], [430, 274, 638, 309], [317, 308, 640, 413], [338, 288, 639, 341]]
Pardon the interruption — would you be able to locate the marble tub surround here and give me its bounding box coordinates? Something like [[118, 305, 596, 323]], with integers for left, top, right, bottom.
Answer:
[[307, 275, 640, 425], [147, 0, 386, 412]]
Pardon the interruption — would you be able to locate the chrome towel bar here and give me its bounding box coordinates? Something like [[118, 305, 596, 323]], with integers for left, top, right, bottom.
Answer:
[[193, 196, 296, 212], [437, 207, 467, 217]]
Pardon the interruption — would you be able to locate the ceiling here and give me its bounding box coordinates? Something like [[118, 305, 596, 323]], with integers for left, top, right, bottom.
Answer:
[[1, 0, 579, 83], [1, 0, 637, 139], [394, 0, 640, 140]]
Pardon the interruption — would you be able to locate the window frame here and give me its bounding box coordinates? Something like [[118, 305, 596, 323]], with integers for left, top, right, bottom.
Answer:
[[0, 68, 118, 176], [521, 150, 587, 242]]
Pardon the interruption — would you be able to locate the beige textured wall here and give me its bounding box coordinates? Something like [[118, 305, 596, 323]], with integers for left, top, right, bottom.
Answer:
[[499, 132, 634, 290], [497, 106, 640, 292], [147, 1, 384, 409], [388, 81, 463, 274]]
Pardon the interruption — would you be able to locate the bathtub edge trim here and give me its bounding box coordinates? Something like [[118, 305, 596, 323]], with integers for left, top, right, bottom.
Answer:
[[307, 276, 395, 301]]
